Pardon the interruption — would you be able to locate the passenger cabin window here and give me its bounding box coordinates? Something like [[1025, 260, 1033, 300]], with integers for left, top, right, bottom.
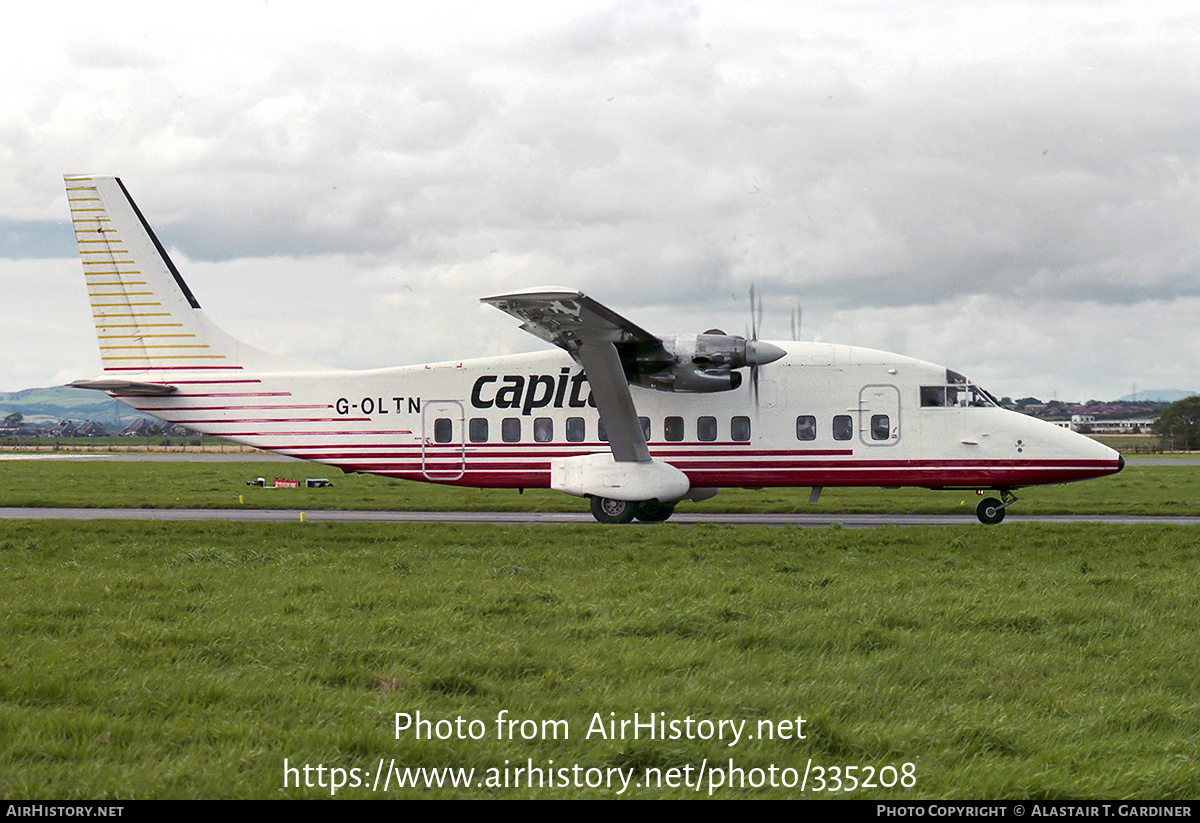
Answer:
[[833, 415, 853, 441], [796, 416, 816, 441], [434, 418, 453, 443], [468, 418, 488, 443], [502, 418, 521, 443], [534, 417, 553, 443], [697, 416, 717, 442], [639, 417, 651, 441], [871, 414, 890, 441], [598, 421, 607, 442], [566, 417, 585, 442], [731, 416, 751, 442], [664, 416, 684, 442]]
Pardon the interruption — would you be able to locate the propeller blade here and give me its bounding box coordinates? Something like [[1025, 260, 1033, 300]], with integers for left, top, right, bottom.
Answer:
[[748, 284, 767, 408], [749, 284, 761, 341]]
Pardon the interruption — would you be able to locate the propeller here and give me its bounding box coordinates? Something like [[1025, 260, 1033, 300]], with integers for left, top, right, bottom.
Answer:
[[747, 284, 775, 407]]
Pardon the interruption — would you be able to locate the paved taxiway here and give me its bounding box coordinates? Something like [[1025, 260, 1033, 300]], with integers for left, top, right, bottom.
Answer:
[[1, 507, 1197, 528]]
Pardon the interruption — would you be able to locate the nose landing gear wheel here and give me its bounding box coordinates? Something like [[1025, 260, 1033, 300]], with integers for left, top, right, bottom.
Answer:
[[976, 498, 1005, 524], [590, 496, 638, 524]]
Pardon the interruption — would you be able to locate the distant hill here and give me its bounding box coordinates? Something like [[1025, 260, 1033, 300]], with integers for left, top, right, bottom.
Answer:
[[1116, 389, 1197, 403], [0, 386, 155, 426]]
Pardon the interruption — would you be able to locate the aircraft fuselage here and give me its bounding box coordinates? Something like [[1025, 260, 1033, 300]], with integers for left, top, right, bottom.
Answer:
[[120, 345, 1119, 493]]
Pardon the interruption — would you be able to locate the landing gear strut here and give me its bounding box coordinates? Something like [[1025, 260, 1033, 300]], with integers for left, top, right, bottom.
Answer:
[[976, 490, 1016, 525], [589, 497, 676, 524]]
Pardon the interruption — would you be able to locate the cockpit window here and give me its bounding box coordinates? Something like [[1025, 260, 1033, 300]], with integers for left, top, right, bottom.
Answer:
[[920, 370, 999, 408], [920, 386, 947, 407]]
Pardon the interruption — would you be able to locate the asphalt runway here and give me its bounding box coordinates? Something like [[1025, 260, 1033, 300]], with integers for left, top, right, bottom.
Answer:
[[1, 507, 1197, 528]]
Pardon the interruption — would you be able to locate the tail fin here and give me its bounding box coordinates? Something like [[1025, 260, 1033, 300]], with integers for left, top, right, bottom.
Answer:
[[64, 174, 316, 377]]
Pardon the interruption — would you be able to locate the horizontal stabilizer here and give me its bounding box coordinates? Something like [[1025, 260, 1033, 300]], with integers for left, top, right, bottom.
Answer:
[[69, 379, 178, 396]]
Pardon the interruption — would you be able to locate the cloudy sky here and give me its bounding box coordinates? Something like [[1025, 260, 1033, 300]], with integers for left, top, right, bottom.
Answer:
[[2, 0, 1198, 401]]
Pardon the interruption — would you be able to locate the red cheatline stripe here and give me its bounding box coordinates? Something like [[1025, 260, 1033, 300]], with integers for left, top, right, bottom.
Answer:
[[133, 395, 292, 403], [103, 366, 246, 371], [162, 418, 367, 424], [147, 404, 330, 411], [207, 430, 420, 437]]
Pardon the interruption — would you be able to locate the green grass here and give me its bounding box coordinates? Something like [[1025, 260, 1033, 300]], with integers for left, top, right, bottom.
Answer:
[[1091, 435, 1164, 453], [1, 520, 1199, 798], [0, 458, 1197, 516]]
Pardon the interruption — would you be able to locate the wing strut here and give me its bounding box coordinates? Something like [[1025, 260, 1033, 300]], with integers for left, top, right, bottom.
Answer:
[[482, 287, 657, 464], [483, 288, 689, 503], [577, 341, 649, 463]]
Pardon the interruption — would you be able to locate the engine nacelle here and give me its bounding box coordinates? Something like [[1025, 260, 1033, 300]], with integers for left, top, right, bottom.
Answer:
[[637, 363, 742, 392], [630, 334, 784, 393]]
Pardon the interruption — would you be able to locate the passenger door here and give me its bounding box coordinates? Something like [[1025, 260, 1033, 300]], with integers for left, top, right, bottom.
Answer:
[[858, 385, 900, 446], [422, 400, 465, 480]]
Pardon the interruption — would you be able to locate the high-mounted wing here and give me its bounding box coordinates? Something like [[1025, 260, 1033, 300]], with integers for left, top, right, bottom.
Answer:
[[480, 288, 662, 358], [482, 287, 786, 396], [483, 288, 656, 463]]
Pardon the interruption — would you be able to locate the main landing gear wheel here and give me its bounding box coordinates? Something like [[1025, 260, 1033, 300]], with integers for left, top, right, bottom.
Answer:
[[590, 496, 638, 524], [976, 498, 1005, 525], [634, 501, 676, 523]]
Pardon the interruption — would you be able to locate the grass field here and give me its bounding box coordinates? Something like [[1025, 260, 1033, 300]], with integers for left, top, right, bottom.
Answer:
[[1, 519, 1198, 799], [1, 457, 1198, 798]]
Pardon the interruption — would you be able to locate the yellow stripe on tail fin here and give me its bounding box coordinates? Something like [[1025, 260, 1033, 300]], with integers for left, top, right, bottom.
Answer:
[[64, 175, 321, 376]]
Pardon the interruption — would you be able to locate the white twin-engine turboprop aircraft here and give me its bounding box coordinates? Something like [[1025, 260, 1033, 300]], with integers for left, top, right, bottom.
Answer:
[[65, 175, 1123, 524]]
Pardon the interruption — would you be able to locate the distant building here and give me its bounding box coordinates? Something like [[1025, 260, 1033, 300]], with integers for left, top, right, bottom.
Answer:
[[1057, 415, 1156, 434], [120, 418, 164, 436]]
